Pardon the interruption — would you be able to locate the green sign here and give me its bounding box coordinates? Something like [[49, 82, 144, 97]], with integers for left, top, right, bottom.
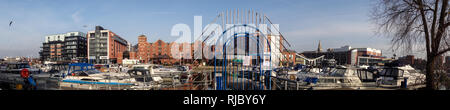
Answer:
[[232, 59, 243, 63]]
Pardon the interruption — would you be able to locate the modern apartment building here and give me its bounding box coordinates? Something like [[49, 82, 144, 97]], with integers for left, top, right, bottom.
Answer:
[[39, 32, 87, 62], [87, 26, 128, 64], [64, 32, 88, 62]]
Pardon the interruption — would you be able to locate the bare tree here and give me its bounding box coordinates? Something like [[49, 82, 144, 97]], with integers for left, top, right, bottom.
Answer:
[[371, 0, 449, 89]]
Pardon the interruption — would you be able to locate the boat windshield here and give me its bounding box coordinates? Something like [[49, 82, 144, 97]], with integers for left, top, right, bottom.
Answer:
[[128, 69, 149, 76], [379, 68, 404, 77], [332, 68, 347, 75], [86, 69, 101, 74], [127, 69, 152, 82], [7, 63, 30, 69], [70, 69, 100, 76], [18, 64, 30, 68], [153, 66, 163, 69], [327, 68, 337, 73]]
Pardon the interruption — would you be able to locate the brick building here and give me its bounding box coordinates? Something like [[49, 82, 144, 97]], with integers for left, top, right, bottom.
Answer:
[[398, 55, 415, 65], [136, 35, 180, 64], [134, 35, 207, 65], [133, 34, 291, 66], [280, 49, 296, 66], [87, 26, 128, 64]]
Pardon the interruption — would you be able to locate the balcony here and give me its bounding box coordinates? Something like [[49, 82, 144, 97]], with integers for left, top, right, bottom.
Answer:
[[66, 42, 78, 45], [65, 47, 78, 50], [41, 49, 50, 52], [65, 51, 77, 54], [65, 38, 78, 41]]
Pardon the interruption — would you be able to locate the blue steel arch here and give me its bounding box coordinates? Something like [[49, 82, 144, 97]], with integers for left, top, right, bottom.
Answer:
[[211, 24, 273, 90], [221, 33, 270, 90]]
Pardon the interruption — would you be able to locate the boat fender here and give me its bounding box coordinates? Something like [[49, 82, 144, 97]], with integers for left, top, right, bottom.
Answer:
[[20, 68, 30, 78]]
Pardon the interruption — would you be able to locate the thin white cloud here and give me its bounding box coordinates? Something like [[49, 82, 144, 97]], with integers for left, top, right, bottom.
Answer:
[[71, 10, 83, 23]]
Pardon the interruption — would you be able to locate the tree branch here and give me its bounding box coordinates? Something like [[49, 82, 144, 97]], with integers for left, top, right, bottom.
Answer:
[[437, 47, 450, 55], [430, 0, 439, 45], [417, 0, 432, 54], [404, 0, 435, 11], [434, 0, 449, 52]]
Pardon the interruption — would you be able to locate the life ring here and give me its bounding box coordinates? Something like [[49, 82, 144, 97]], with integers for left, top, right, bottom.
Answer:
[[20, 68, 30, 78]]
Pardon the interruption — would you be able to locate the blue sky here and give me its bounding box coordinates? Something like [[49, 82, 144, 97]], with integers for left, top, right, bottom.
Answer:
[[0, 0, 425, 58]]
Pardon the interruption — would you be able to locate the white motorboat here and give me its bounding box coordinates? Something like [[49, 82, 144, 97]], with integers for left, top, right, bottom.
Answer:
[[58, 63, 135, 90], [296, 66, 364, 90], [376, 65, 426, 88], [127, 64, 188, 89]]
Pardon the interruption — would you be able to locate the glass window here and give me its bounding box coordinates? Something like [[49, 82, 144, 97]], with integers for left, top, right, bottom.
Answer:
[[367, 72, 373, 79], [398, 70, 404, 77], [335, 69, 346, 75], [380, 69, 386, 76], [392, 69, 404, 77], [102, 32, 108, 37], [361, 71, 367, 79], [383, 69, 390, 76]]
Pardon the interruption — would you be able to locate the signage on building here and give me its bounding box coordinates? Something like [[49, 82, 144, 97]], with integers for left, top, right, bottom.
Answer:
[[99, 56, 108, 59], [122, 59, 139, 65]]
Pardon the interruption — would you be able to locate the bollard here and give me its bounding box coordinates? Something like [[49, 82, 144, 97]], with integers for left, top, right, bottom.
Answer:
[[401, 77, 408, 88], [285, 80, 288, 90]]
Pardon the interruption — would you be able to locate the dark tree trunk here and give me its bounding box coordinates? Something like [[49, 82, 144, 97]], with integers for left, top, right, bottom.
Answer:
[[425, 55, 438, 90]]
